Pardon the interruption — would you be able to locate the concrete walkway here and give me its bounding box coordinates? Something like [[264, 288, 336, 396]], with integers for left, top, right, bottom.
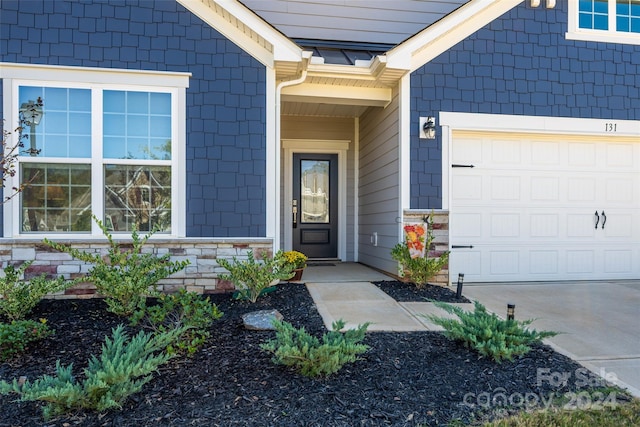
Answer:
[[302, 263, 640, 398], [303, 262, 472, 332]]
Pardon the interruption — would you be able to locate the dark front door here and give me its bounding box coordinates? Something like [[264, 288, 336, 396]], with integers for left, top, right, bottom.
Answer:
[[292, 153, 338, 259]]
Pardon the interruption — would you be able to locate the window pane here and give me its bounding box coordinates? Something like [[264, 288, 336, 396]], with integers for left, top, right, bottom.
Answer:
[[19, 86, 91, 159], [104, 165, 171, 233], [578, 0, 609, 29], [617, 0, 640, 32], [103, 91, 171, 160], [300, 160, 329, 224], [21, 163, 92, 232]]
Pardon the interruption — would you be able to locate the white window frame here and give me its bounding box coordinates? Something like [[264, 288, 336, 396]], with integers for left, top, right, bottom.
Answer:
[[1, 63, 190, 238], [566, 0, 640, 45]]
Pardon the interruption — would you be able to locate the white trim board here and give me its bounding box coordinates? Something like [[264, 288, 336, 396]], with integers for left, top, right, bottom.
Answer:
[[282, 139, 349, 260]]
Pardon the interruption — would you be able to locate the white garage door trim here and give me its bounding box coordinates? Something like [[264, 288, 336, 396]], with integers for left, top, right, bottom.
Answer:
[[440, 112, 640, 283]]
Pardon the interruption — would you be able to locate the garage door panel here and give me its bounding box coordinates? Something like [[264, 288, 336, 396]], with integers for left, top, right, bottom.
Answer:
[[531, 141, 561, 165], [602, 212, 633, 238], [605, 179, 633, 203], [529, 250, 559, 274], [605, 143, 634, 168], [530, 214, 560, 237], [453, 213, 482, 237], [566, 213, 596, 237], [531, 176, 560, 201], [452, 175, 482, 200], [566, 250, 596, 274], [603, 250, 633, 273], [490, 176, 520, 200], [490, 250, 520, 275], [491, 139, 522, 163], [568, 142, 597, 167], [567, 177, 597, 202], [450, 132, 640, 283], [490, 213, 520, 237]]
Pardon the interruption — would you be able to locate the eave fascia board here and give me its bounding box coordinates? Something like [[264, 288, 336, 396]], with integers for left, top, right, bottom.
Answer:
[[386, 0, 523, 72], [177, 0, 302, 67]]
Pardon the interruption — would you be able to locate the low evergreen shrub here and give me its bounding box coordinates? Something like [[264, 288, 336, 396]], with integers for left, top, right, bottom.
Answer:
[[427, 301, 558, 363], [44, 216, 190, 316], [0, 261, 72, 321], [261, 319, 370, 377], [0, 324, 182, 420], [0, 319, 52, 361], [217, 250, 295, 303], [131, 289, 223, 356]]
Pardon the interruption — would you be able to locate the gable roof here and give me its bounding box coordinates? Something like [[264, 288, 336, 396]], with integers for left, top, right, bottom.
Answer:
[[239, 0, 468, 45], [177, 0, 528, 112]]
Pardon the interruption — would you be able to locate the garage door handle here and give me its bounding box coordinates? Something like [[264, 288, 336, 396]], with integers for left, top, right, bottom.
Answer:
[[594, 211, 599, 229], [601, 211, 606, 229]]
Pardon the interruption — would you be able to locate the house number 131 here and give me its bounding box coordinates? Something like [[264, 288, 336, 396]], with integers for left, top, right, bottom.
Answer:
[[605, 123, 617, 132]]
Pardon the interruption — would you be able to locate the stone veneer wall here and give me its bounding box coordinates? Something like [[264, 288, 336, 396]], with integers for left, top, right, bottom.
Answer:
[[402, 209, 449, 286], [0, 239, 274, 299]]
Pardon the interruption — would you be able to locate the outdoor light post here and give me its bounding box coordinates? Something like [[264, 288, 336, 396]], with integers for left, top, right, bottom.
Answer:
[[456, 273, 464, 299], [507, 303, 515, 321]]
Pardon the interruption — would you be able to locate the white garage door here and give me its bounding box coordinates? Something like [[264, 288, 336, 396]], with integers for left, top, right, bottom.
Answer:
[[449, 131, 640, 282]]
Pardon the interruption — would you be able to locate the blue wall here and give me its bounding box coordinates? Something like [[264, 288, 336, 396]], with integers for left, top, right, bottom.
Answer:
[[411, 2, 640, 209], [0, 0, 267, 237]]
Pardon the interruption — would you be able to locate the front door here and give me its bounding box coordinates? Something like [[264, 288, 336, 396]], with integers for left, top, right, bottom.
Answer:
[[292, 153, 338, 259]]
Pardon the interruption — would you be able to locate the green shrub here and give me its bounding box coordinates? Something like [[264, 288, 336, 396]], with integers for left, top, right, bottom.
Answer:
[[131, 289, 223, 356], [0, 324, 181, 420], [390, 214, 449, 287], [0, 261, 72, 321], [44, 215, 190, 316], [261, 319, 370, 377], [0, 319, 52, 361], [217, 250, 295, 303], [427, 301, 558, 363]]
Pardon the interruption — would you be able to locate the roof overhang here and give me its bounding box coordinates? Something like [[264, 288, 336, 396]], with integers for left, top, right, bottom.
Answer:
[[177, 0, 302, 68], [386, 0, 524, 72], [178, 0, 525, 110]]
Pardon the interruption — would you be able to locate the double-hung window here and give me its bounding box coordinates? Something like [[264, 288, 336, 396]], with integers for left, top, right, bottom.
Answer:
[[2, 64, 188, 237], [568, 0, 640, 45]]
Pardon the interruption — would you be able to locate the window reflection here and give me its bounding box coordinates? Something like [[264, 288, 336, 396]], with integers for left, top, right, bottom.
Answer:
[[21, 164, 92, 232], [104, 165, 171, 232], [300, 160, 329, 223]]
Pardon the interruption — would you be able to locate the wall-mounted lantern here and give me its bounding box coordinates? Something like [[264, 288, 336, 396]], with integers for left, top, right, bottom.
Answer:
[[419, 116, 436, 139]]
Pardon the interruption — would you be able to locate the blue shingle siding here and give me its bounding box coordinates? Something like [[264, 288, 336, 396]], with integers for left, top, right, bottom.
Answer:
[[411, 2, 640, 209], [0, 0, 267, 238]]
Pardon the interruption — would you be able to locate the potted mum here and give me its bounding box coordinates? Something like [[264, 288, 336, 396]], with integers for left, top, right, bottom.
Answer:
[[278, 250, 308, 281]]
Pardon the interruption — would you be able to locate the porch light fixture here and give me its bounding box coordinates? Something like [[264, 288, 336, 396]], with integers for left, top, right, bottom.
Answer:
[[507, 303, 515, 321], [420, 116, 436, 139]]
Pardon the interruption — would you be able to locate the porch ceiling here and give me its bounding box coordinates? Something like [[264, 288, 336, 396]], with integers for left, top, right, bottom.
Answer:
[[281, 101, 369, 118]]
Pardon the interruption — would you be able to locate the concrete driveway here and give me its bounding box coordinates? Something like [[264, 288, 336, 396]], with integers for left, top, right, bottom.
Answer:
[[462, 280, 640, 398]]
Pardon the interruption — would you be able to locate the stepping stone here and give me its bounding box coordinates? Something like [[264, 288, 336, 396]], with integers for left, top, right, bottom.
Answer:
[[242, 309, 283, 330]]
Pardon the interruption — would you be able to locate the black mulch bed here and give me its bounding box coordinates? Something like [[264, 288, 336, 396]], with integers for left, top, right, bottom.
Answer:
[[1, 283, 607, 427], [372, 280, 471, 303]]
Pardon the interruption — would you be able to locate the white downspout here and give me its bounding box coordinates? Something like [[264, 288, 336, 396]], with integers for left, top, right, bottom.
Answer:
[[272, 51, 311, 252]]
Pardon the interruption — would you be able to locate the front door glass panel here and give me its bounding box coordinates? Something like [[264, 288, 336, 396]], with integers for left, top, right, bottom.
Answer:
[[300, 160, 329, 223]]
